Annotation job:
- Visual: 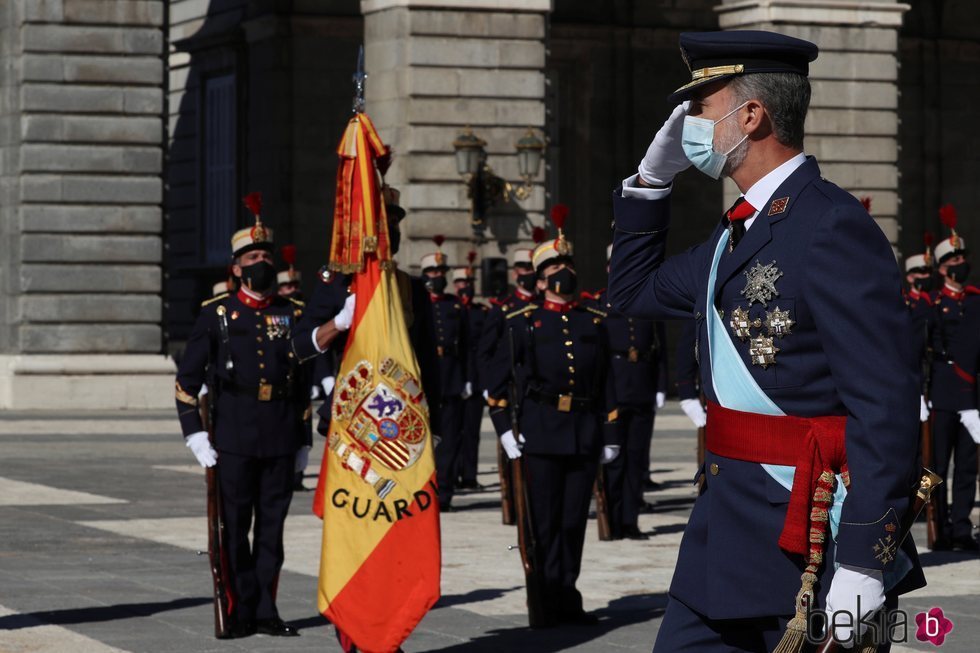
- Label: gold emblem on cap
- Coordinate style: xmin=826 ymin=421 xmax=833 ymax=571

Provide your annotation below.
xmin=691 ymin=63 xmax=744 ymax=81
xmin=250 ymin=224 xmax=268 ymax=243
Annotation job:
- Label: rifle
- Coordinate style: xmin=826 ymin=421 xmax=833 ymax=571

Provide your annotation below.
xmin=506 ymin=325 xmax=549 ymax=627
xmin=920 ymin=330 xmax=939 ymax=549
xmin=497 ymin=440 xmax=516 ymax=525
xmin=593 ymin=463 xmax=613 ymax=541
xmin=813 ymin=469 xmax=942 ymax=652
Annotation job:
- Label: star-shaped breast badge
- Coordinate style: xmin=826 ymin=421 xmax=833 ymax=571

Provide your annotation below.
xmin=741 ymin=260 xmax=783 ymax=307
xmin=764 ymin=306 xmax=794 ymax=338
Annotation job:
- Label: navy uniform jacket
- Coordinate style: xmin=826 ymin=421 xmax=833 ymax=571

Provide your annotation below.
xmin=946 ymin=294 xmax=980 ymax=404
xmin=609 ymin=157 xmax=923 ymax=618
xmin=461 ymin=297 xmax=490 ymax=391
xmin=675 ymin=320 xmax=700 ymax=401
xmin=477 ymin=289 xmax=537 ymax=396
xmin=583 ymin=288 xmax=668 ymax=407
xmin=430 ymin=292 xmax=468 ymax=398
xmin=292 ymin=266 xmax=443 ymax=430
xmin=176 ymin=291 xmax=311 ymax=457
xmin=904 ymin=289 xmax=933 ymax=391
xmin=927 ymin=285 xmax=980 ymax=411
xmin=487 ymin=301 xmax=620 ymax=456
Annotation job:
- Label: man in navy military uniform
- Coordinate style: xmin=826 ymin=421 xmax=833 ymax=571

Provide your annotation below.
xmin=420 ymin=245 xmax=469 ymax=511
xmin=903 ymin=237 xmax=936 ymax=427
xmin=488 ymin=229 xmax=621 ymax=627
xmin=452 ymin=262 xmax=489 ymax=490
xmin=926 ymin=221 xmax=980 ymax=551
xmin=583 ymin=244 xmax=667 ymax=539
xmin=609 ymin=31 xmax=924 ymax=650
xmin=175 ymin=196 xmax=310 ymax=638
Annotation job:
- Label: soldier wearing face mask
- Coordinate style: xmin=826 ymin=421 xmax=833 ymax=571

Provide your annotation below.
xmin=486 ymin=214 xmax=620 ymax=627
xmin=927 ymin=206 xmax=980 ymax=552
xmin=174 ymin=192 xmax=311 ymax=638
xmin=904 ymin=234 xmax=936 ymax=427
xmin=421 ymin=240 xmax=469 ymax=511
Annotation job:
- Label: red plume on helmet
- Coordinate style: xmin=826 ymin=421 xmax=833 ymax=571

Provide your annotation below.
xmin=433 ymin=235 xmax=445 ymax=248
xmin=550 ymin=203 xmax=569 ymax=231
xmin=532 ymin=226 xmax=546 ymax=244
xmin=860 ymin=196 xmax=872 ymax=213
xmin=281 ymin=244 xmax=297 ymax=268
xmin=243 ymin=192 xmax=262 ymax=217
xmin=467 ymin=250 xmax=477 ymax=264
xmin=939 ymin=204 xmax=957 ymax=230
xmin=923 ymin=231 xmax=934 ymax=248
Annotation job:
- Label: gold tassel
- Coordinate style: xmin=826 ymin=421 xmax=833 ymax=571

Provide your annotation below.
xmin=773 ymin=571 xmax=817 ymax=653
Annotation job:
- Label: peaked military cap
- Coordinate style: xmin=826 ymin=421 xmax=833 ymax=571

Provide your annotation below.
xmin=669 ymin=30 xmax=819 ymax=102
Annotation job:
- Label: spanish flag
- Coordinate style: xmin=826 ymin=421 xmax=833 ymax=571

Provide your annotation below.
xmin=313 ymin=113 xmax=440 ymax=652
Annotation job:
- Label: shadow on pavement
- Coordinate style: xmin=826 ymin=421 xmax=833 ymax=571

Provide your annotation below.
xmin=436 ymin=586 xmax=524 ymax=609
xmin=0 ymin=597 xmax=212 ymax=630
xmin=424 ymin=592 xmax=667 ymax=652
xmin=916 ymin=549 xmax=980 ymax=567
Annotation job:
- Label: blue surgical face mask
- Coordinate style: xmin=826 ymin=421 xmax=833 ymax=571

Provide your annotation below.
xmin=682 ymin=101 xmax=749 ymax=180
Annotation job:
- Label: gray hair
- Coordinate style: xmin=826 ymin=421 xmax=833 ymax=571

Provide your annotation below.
xmin=728 ymin=72 xmax=810 ymax=149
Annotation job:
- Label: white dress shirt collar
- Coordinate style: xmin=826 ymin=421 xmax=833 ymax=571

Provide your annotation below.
xmin=742 ymin=152 xmax=807 ymax=230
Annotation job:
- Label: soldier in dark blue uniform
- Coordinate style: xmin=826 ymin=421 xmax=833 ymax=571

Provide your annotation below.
xmin=175 ymin=197 xmax=309 ymax=638
xmin=582 ymin=244 xmax=667 ymax=539
xmin=926 ymin=219 xmax=980 ymax=552
xmin=421 ymin=245 xmax=469 ymax=511
xmin=609 ymin=31 xmax=924 ymax=650
xmin=488 ymin=230 xmax=620 ymax=627
xmin=452 ymin=262 xmax=489 ymax=490
xmin=903 ymin=236 xmax=935 ymax=427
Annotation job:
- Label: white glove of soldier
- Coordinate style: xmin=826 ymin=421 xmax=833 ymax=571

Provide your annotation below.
xmin=295 ymin=445 xmax=310 ymax=474
xmin=461 ymin=381 xmax=473 ymax=400
xmin=322 ymin=376 xmax=336 ymax=398
xmin=185 ymin=431 xmax=218 ymax=468
xmin=656 ymin=391 xmax=666 ymax=410
xmin=825 ymin=564 xmax=885 ymax=647
xmin=919 ymin=395 xmax=930 ymax=423
xmin=334 ymin=293 xmax=357 ymax=331
xmin=500 ymin=430 xmax=524 ymax=459
xmin=637 ymin=101 xmax=692 ymax=186
xmin=958 ymin=409 xmax=980 ymax=445
xmin=680 ymin=398 xmax=707 ymax=428
xmin=600 ymin=445 xmax=621 ymax=465
xmin=311 ymin=385 xmax=321 ymax=400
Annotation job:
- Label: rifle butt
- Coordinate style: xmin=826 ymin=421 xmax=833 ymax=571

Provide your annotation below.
xmin=593 ymin=465 xmax=612 ymax=542
xmin=497 ymin=440 xmax=516 ymax=525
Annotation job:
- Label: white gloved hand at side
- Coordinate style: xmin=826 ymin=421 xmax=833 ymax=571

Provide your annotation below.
xmin=655 ymin=391 xmax=666 ymax=410
xmin=919 ymin=395 xmax=930 ymax=423
xmin=637 ymin=101 xmax=692 ymax=186
xmin=295 ymin=445 xmax=310 ymax=474
xmin=322 ymin=376 xmax=336 ymax=398
xmin=334 ymin=293 xmax=357 ymax=331
xmin=600 ymin=445 xmax=621 ymax=465
xmin=958 ymin=408 xmax=980 ymax=445
xmin=500 ymin=430 xmax=524 ymax=459
xmin=461 ymin=381 xmax=473 ymax=400
xmin=680 ymin=398 xmax=707 ymax=428
xmin=185 ymin=431 xmax=218 ymax=468
xmin=824 ymin=564 xmax=885 ymax=647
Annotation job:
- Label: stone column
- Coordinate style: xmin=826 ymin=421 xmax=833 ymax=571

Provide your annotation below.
xmin=715 ymin=0 xmax=910 ymax=246
xmin=0 ymin=0 xmax=173 ymax=410
xmin=360 ymin=0 xmax=550 ymax=275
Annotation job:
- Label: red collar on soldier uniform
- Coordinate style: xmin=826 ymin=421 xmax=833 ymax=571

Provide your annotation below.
xmin=542 ymin=299 xmax=575 ymax=313
xmin=237 ymin=288 xmax=273 ymax=309
xmin=515 ymin=286 xmax=534 ymax=300
xmin=908 ymin=288 xmax=933 ymax=305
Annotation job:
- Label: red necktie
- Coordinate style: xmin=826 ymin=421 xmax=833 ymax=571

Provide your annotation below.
xmin=726 ymin=197 xmax=757 ymax=251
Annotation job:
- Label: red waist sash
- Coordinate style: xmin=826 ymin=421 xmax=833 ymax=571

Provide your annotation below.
xmin=705 ymin=401 xmax=848 ymax=557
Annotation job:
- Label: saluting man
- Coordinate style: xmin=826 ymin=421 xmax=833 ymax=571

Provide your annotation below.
xmin=926 ymin=209 xmax=980 ymax=552
xmin=487 ymin=215 xmax=620 ymax=627
xmin=582 ymin=243 xmax=667 ymax=539
xmin=453 ymin=257 xmax=490 ymax=490
xmin=175 ymin=193 xmax=310 ymax=638
xmin=609 ymin=31 xmax=924 ymax=650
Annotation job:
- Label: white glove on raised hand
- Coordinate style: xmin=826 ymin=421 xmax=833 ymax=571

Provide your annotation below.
xmin=185 ymin=431 xmax=218 ymax=468
xmin=295 ymin=445 xmax=310 ymax=474
xmin=655 ymin=392 xmax=666 ymax=410
xmin=637 ymin=101 xmax=692 ymax=186
xmin=334 ymin=293 xmax=357 ymax=331
xmin=680 ymin=398 xmax=707 ymax=428
xmin=600 ymin=445 xmax=620 ymax=465
xmin=920 ymin=395 xmax=930 ymax=423
xmin=958 ymin=409 xmax=980 ymax=444
xmin=322 ymin=376 xmax=336 ymax=398
xmin=500 ymin=430 xmax=524 ymax=459
xmin=461 ymin=381 xmax=473 ymax=400
xmin=825 ymin=564 xmax=885 ymax=647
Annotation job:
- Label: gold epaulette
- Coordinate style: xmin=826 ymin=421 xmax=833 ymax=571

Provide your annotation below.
xmin=584 ymin=305 xmax=607 ymax=319
xmin=286 ymin=296 xmax=306 ymax=308
xmin=506 ymin=303 xmax=537 ymax=320
xmin=200 ymin=293 xmax=228 ymax=308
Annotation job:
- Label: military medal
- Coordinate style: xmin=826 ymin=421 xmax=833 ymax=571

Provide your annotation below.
xmin=265 ymin=314 xmax=291 ymax=339
xmin=231 ymin=310 xmax=239 ymax=320
xmin=748 ymin=335 xmax=779 ymax=368
xmin=741 ymin=260 xmax=783 ymax=306
xmin=764 ymin=306 xmax=794 ymax=338
xmin=729 ymin=306 xmax=760 ymax=341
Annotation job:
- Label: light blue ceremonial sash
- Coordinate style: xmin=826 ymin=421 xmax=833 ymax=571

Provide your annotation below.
xmin=705 ymin=232 xmax=910 ymax=588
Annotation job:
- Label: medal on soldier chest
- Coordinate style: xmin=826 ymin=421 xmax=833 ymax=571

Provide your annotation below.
xmin=264 ymin=314 xmax=291 ymax=339
xmin=741 ymin=260 xmax=783 ymax=306
xmin=764 ymin=306 xmax=794 ymax=338
xmin=729 ymin=306 xmax=760 ymax=341
xmin=748 ymin=335 xmax=780 ymax=369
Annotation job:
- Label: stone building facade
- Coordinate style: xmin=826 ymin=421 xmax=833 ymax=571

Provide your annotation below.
xmin=0 ymin=0 xmax=976 ymax=409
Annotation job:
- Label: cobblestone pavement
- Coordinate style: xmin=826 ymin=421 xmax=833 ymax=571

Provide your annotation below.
xmin=0 ymin=405 xmax=976 ymax=652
